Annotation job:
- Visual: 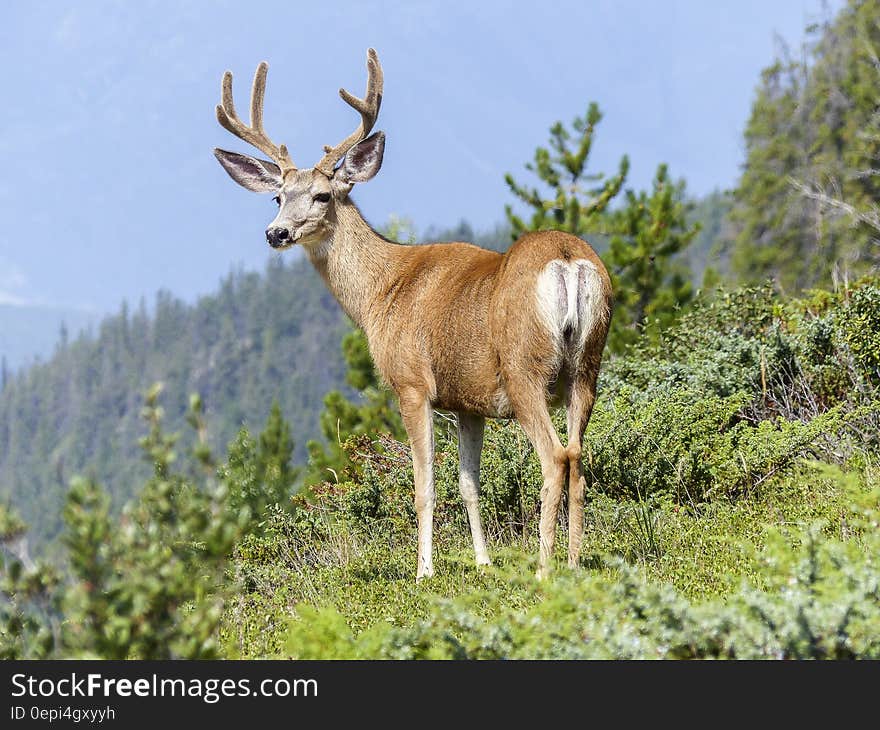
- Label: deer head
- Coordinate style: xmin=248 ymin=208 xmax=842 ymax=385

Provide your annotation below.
xmin=214 ymin=49 xmax=385 ymax=250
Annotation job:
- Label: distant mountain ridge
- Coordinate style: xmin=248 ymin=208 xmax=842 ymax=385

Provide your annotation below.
xmin=0 ymin=256 xmax=351 ymax=550
xmin=0 ymin=303 xmax=100 ymax=373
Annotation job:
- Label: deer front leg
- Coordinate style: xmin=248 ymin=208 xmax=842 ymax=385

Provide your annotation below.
xmin=398 ymin=389 xmax=435 ymax=580
xmin=457 ymin=412 xmax=491 ymax=566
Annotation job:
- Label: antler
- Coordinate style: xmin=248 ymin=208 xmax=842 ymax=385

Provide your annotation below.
xmin=216 ymin=62 xmax=296 ymax=174
xmin=314 ymin=48 xmax=384 ymax=177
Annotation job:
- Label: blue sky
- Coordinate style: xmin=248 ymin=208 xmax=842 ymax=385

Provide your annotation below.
xmin=0 ymin=0 xmax=840 ymax=315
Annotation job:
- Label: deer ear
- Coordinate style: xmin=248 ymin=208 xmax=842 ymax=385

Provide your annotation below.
xmin=339 ymin=131 xmax=385 ymax=184
xmin=214 ymin=149 xmax=282 ymax=192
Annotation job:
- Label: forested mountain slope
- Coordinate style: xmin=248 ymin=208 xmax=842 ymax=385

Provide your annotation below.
xmin=0 ymin=256 xmax=350 ymax=550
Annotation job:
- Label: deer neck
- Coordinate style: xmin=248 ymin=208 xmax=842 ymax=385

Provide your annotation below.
xmin=305 ymin=198 xmax=400 ymax=328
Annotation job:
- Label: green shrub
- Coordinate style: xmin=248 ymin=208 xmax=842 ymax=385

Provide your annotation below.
xmin=281 ymin=466 xmax=880 ymax=659
xmin=581 ymin=388 xmax=843 ymax=502
xmin=301 ymin=386 xmax=855 ymax=531
xmin=606 ymin=280 xmax=880 ymax=423
xmin=839 ymin=284 xmax=880 ymax=387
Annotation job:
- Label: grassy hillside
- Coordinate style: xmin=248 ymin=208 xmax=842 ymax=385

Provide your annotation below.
xmin=218 ymin=278 xmax=880 ymax=658
xmin=227 ymin=463 xmax=878 ymax=659
xmin=2 ymin=278 xmax=878 ymax=659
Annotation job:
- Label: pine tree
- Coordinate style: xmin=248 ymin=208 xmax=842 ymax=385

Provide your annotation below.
xmin=729 ymin=0 xmax=880 ymax=290
xmin=606 ymin=165 xmax=698 ymax=350
xmin=0 ymin=391 xmax=246 ymax=659
xmin=220 ymin=400 xmax=298 ymax=520
xmin=505 ymin=103 xmax=629 ymax=239
xmin=257 ymin=400 xmax=297 ymax=506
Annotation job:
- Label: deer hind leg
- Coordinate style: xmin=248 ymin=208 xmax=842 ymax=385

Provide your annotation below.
xmin=457 ymin=412 xmax=491 ymax=567
xmin=398 ymin=388 xmax=435 ymax=580
xmin=506 ymin=378 xmax=567 ymax=579
xmin=565 ymin=374 xmax=598 ymax=567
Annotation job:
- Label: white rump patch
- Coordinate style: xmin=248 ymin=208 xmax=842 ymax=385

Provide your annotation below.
xmin=534 ymin=259 xmax=604 ymax=362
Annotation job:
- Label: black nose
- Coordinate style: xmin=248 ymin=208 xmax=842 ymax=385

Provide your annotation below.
xmin=266 ymin=227 xmax=291 ymax=248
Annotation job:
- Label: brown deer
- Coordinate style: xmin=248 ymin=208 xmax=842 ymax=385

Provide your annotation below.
xmin=214 ymin=49 xmax=612 ymax=579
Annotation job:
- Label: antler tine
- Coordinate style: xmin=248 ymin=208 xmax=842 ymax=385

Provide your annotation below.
xmin=216 ymin=62 xmax=295 ymax=174
xmin=315 ymin=48 xmax=384 ymax=177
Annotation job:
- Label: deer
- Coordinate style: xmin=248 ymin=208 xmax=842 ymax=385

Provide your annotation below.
xmin=213 ymin=49 xmax=613 ymax=580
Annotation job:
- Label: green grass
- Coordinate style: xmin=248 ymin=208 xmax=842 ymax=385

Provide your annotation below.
xmin=221 ymin=460 xmax=876 ymax=658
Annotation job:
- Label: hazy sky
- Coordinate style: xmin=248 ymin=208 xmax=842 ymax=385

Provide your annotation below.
xmin=0 ymin=0 xmax=841 ymax=315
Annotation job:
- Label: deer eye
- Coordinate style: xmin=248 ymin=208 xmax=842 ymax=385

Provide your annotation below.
xmin=313 ymin=192 xmax=331 ymax=204
xmin=272 ymin=195 xmax=281 ymax=206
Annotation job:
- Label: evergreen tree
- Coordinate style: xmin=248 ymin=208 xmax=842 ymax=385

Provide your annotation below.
xmin=220 ymin=400 xmax=298 ymax=522
xmin=219 ymin=429 xmax=260 ymax=518
xmin=1 ymin=389 xmax=246 ymax=659
xmin=505 ymin=103 xmax=698 ymax=350
xmin=606 ymin=165 xmax=698 ymax=350
xmin=257 ymin=400 xmax=297 ymax=505
xmin=729 ymin=0 xmax=880 ymax=290
xmin=504 ymin=103 xmax=629 ymax=239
